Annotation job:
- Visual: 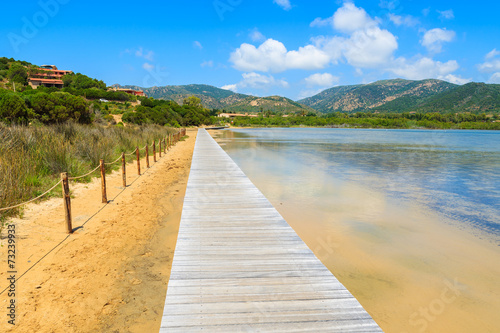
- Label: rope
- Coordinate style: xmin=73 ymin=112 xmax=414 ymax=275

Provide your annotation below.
xmin=104 ymin=155 xmax=122 ymax=166
xmin=0 ymin=179 xmax=63 ymax=212
xmin=0 ymin=132 xmax=173 ymax=213
xmin=125 ymin=150 xmax=137 ymax=156
xmin=68 ymin=165 xmax=101 ymax=180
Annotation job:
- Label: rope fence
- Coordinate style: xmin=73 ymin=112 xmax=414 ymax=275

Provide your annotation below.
xmin=0 ymin=180 xmax=63 ymax=212
xmin=0 ymin=128 xmax=187 ymax=234
xmin=68 ymin=165 xmax=101 ymax=180
xmin=104 ymin=155 xmax=123 ymax=166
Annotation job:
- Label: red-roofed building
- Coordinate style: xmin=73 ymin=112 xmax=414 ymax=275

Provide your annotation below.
xmin=28 ymin=65 xmax=72 ymax=89
xmin=108 ymin=87 xmax=146 ymax=97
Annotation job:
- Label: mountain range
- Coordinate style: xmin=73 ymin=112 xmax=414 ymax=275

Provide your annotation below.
xmin=114 ymin=79 xmax=500 ymax=114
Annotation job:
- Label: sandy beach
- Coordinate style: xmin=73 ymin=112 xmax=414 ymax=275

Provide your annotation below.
xmin=0 ymin=129 xmax=197 ymax=333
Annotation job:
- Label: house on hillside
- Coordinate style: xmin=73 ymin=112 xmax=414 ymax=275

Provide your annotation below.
xmin=28 ymin=65 xmax=72 ymax=89
xmin=108 ymin=87 xmax=146 ymax=97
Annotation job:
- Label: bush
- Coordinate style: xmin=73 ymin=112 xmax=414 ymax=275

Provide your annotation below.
xmin=0 ymin=123 xmax=175 ymax=221
xmin=0 ymin=92 xmax=31 ymax=123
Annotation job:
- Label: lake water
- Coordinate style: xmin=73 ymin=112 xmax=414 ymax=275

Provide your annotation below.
xmin=212 ymin=128 xmax=500 ymax=333
xmin=216 ymin=128 xmax=500 ymax=240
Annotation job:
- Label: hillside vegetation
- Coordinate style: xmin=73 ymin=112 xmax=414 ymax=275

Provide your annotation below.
xmin=224 ymin=95 xmax=315 ymax=114
xmin=300 ymin=79 xmax=500 ymax=114
xmin=118 ymin=79 xmax=500 ymax=116
xmin=115 ymin=84 xmax=250 ymax=109
xmin=0 ymin=57 xmax=213 ymax=126
xmin=299 ymin=79 xmax=457 ymax=112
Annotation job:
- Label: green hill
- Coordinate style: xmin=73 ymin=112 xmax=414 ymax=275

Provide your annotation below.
xmin=412 ymin=82 xmax=500 ymax=113
xmin=116 ymin=79 xmax=500 ymax=115
xmin=224 ymin=95 xmax=315 ymax=114
xmin=299 ymin=79 xmax=457 ymax=113
xmin=113 ymin=84 xmax=250 ymax=109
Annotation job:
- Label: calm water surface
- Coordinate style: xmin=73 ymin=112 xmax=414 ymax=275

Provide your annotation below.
xmin=216 ymin=128 xmax=500 ymax=241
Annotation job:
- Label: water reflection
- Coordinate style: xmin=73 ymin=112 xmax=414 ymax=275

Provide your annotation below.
xmin=216 ymin=128 xmax=500 ymax=240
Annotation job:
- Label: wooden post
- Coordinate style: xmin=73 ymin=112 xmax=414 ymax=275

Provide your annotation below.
xmin=145 ymin=145 xmax=150 ymax=168
xmin=159 ymin=140 xmax=162 ymax=157
xmin=163 ymin=138 xmax=166 ymax=154
xmin=61 ymin=172 xmax=73 ymax=234
xmin=121 ymin=152 xmax=126 ymax=188
xmin=153 ymin=140 xmax=156 ymax=162
xmin=136 ymin=147 xmax=140 ymax=175
xmin=100 ymin=159 xmax=107 ymax=203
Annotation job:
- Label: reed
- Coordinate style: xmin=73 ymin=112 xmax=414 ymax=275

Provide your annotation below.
xmin=0 ymin=123 xmax=173 ymax=220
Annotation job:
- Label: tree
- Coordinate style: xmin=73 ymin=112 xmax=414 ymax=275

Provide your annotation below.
xmin=7 ymin=63 xmax=28 ymax=86
xmin=183 ymin=96 xmax=203 ymax=109
xmin=0 ymin=93 xmax=30 ymax=123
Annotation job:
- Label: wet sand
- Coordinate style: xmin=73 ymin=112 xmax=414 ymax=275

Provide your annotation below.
xmin=212 ymin=129 xmax=500 ymax=333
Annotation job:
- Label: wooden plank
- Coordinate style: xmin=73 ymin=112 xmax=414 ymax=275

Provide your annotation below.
xmin=160 ymin=129 xmax=382 ymax=332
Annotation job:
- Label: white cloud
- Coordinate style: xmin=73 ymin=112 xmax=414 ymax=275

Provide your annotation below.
xmin=221 ymin=84 xmax=238 ymax=92
xmin=142 ymin=62 xmax=155 ymax=71
xmin=478 ymin=49 xmax=500 ymax=74
xmin=486 ymin=49 xmax=500 ymax=59
xmin=478 ymin=59 xmax=500 ymax=72
xmin=333 ymin=2 xmax=378 ymax=33
xmin=488 ymin=73 xmax=500 ymax=84
xmin=249 ymin=28 xmax=265 ymax=42
xmin=387 ymin=56 xmax=459 ymax=80
xmin=343 ymin=26 xmax=398 ymax=68
xmin=421 ymin=28 xmax=455 ymax=53
xmin=304 ymin=73 xmax=339 ymax=87
xmin=311 ymin=36 xmax=344 ymax=65
xmin=193 ymin=41 xmax=203 ymax=50
xmin=201 ymin=60 xmax=214 ymax=68
xmin=230 ymin=39 xmax=287 ymax=72
xmin=439 ymin=74 xmax=471 ymax=85
xmin=388 ymin=13 xmax=419 ymax=27
xmin=297 ymin=88 xmax=325 ymax=100
xmin=438 ymin=9 xmax=454 ymax=20
xmin=310 ymin=2 xmax=398 ymax=68
xmin=273 ymin=0 xmax=292 ymax=11
xmin=240 ymin=72 xmax=289 ymax=89
xmin=223 ymin=72 xmax=289 ymax=92
xmin=286 ymin=45 xmax=332 ymax=70
xmin=230 ymin=38 xmax=330 ymax=72
xmin=310 ymin=17 xmax=333 ymax=28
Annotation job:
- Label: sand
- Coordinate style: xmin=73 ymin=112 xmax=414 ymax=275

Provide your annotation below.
xmin=0 ymin=129 xmax=197 ymax=333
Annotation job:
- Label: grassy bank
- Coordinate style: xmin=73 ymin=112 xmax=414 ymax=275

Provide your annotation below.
xmin=0 ymin=123 xmax=174 ymax=221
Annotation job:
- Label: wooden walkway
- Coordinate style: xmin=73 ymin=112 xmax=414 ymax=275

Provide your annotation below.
xmin=160 ymin=129 xmax=382 ymax=332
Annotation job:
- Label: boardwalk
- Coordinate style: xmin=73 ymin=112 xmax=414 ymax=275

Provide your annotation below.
xmin=160 ymin=129 xmax=382 ymax=332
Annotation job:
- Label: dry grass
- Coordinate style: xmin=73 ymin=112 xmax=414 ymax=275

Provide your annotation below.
xmin=0 ymin=122 xmax=175 ymax=223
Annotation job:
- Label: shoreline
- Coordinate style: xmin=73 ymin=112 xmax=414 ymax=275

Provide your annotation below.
xmin=0 ymin=129 xmax=197 ymax=332
xmin=223 ymin=125 xmax=500 ymax=131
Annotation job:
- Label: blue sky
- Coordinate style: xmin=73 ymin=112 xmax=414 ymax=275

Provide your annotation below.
xmin=1 ymin=0 xmax=499 ymax=100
